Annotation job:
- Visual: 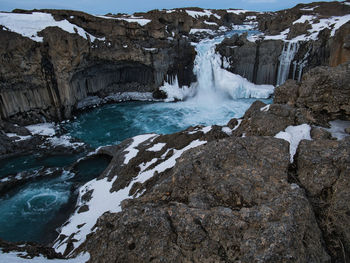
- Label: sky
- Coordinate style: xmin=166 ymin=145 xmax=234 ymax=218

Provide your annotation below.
xmin=0 ymin=0 xmax=343 ymax=15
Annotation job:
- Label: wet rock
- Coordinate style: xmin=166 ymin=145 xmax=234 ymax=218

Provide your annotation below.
xmin=79 ymin=137 xmax=330 ymax=262
xmin=296 ymin=138 xmax=350 ymax=261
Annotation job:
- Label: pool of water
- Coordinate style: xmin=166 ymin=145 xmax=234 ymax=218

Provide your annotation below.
xmin=65 ymin=99 xmax=271 ymax=148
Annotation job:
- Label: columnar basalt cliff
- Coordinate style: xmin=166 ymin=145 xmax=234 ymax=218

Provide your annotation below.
xmin=1 ymin=2 xmax=350 ymax=124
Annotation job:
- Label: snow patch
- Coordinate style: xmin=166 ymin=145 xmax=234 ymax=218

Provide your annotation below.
xmin=123 ymin=134 xmax=158 ymax=164
xmin=260 ymin=104 xmax=270 ymax=112
xmin=185 ymin=10 xmax=214 ymax=19
xmin=189 ymin=28 xmax=215 ymax=34
xmin=227 ymin=9 xmax=250 ymax=14
xmin=0 ymin=249 xmax=89 ymax=263
xmin=147 ymin=143 xmax=166 ymax=152
xmin=26 ymin=123 xmax=56 ymax=136
xmin=47 ymin=135 xmax=84 ymax=148
xmin=0 ymin=12 xmax=102 ymax=42
xmin=222 ymin=127 xmax=232 ymax=135
xmin=201 ymin=126 xmax=212 ymax=134
xmin=275 ymin=124 xmax=312 ymax=162
xmin=325 ymin=120 xmax=350 ymax=140
xmin=6 ymin=133 xmax=32 ymax=142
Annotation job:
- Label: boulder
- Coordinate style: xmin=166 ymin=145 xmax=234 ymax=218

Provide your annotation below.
xmin=297 ymin=138 xmax=350 ymax=261
xmin=79 ymin=137 xmax=330 ymax=262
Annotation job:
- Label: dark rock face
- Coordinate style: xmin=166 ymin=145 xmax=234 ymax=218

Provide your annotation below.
xmin=297 ymin=138 xmax=350 ymax=261
xmin=216 ymin=35 xmax=283 ymax=85
xmin=0 ymin=9 xmax=197 ymax=123
xmin=80 ymin=137 xmax=329 ymax=262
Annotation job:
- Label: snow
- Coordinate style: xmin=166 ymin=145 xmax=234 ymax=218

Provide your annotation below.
xmin=6 ymin=133 xmax=32 ymax=142
xmin=222 ymin=127 xmax=232 ymax=135
xmin=143 ymin=47 xmax=157 ymax=51
xmin=200 ymin=126 xmax=212 ymax=134
xmin=233 ymin=119 xmax=243 ymax=131
xmin=185 ymin=10 xmax=213 ymax=19
xmin=159 ymin=76 xmax=196 ymax=102
xmin=325 ymin=120 xmax=350 ymax=140
xmin=26 ymin=123 xmax=56 ymax=136
xmin=263 ymin=14 xmax=350 ymax=42
xmin=227 ymin=9 xmax=250 ymax=14
xmin=0 ymin=12 xmax=102 ymax=42
xmin=0 ymin=250 xmax=89 ymax=263
xmin=54 ymin=138 xmax=207 ymax=254
xmin=293 ymin=15 xmax=316 ymax=24
xmin=260 ymin=105 xmax=270 ymax=112
xmin=344 ymin=2 xmax=350 ymax=6
xmin=166 ymin=9 xmax=176 ymax=13
xmin=189 ymin=28 xmax=215 ymax=34
xmin=115 ymin=15 xmax=151 ymax=26
xmin=275 ymin=124 xmax=312 ymax=162
xmin=147 ymin=143 xmax=166 ymax=152
xmin=123 ymin=134 xmax=158 ymax=164
xmin=300 ymin=6 xmax=318 ymax=11
xmin=204 ymin=21 xmax=218 ymax=26
xmin=47 ymin=135 xmax=84 ymax=148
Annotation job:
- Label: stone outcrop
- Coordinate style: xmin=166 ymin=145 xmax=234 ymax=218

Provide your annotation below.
xmin=79 ymin=136 xmax=330 ymax=262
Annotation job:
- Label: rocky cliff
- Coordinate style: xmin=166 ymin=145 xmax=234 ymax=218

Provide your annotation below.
xmin=1 ymin=2 xmax=350 ymax=123
xmin=217 ymin=1 xmax=350 ymax=85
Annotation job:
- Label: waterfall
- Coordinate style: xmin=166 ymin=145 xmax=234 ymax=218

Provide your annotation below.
xmin=276 ymin=42 xmax=299 ymax=86
xmin=189 ymin=35 xmax=274 ymax=104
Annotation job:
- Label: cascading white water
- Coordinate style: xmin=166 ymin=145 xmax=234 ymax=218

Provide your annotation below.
xmin=189 ymin=33 xmax=274 ymax=105
xmin=276 ymin=42 xmax=299 ymax=86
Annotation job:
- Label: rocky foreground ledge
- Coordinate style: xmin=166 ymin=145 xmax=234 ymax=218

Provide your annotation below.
xmin=26 ymin=61 xmax=345 ymax=263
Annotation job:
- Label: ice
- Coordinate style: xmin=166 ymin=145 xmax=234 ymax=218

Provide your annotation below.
xmin=123 ymin=134 xmax=158 ymax=164
xmin=275 ymin=124 xmax=311 ymax=162
xmin=0 ymin=250 xmax=89 ymax=263
xmin=147 ymin=143 xmax=166 ymax=152
xmin=159 ymin=76 xmax=196 ymax=102
xmin=325 ymin=120 xmax=350 ymax=140
xmin=0 ymin=12 xmax=102 ymax=42
xmin=26 ymin=123 xmax=56 ymax=136
xmin=276 ymin=42 xmax=299 ymax=86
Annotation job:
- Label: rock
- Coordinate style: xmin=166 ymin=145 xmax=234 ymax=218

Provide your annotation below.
xmin=287 ymin=21 xmax=312 ymax=40
xmin=310 ymin=127 xmax=332 ymax=140
xmin=296 ymin=62 xmax=350 ymax=120
xmin=79 ymin=137 xmax=330 ymax=262
xmin=273 ymin=79 xmax=299 ymax=106
xmin=226 ymin=118 xmax=238 ymax=129
xmin=233 ymin=101 xmax=297 ymax=136
xmin=296 ymin=138 xmax=350 ymax=261
xmin=345 ymin=127 xmax=350 ymax=134
xmin=216 ymin=35 xmax=283 ymax=85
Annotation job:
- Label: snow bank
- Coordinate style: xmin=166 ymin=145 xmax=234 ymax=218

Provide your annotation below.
xmin=0 ymin=250 xmax=89 ymax=263
xmin=0 ymin=12 xmax=102 ymax=42
xmin=275 ymin=124 xmax=311 ymax=162
xmin=147 ymin=143 xmax=166 ymax=152
xmin=124 ymin=134 xmax=158 ymax=164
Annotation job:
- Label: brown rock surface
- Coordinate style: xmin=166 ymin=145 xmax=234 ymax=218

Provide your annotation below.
xmin=79 ymin=137 xmax=330 ymax=262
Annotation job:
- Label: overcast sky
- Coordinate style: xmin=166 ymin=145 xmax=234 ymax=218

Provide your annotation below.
xmin=0 ymin=0 xmax=342 ymax=15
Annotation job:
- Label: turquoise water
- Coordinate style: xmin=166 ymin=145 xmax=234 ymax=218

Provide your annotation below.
xmin=0 ymin=155 xmax=111 ymax=244
xmin=0 ymin=154 xmax=80 ymax=178
xmin=65 ymin=99 xmax=271 ymax=148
